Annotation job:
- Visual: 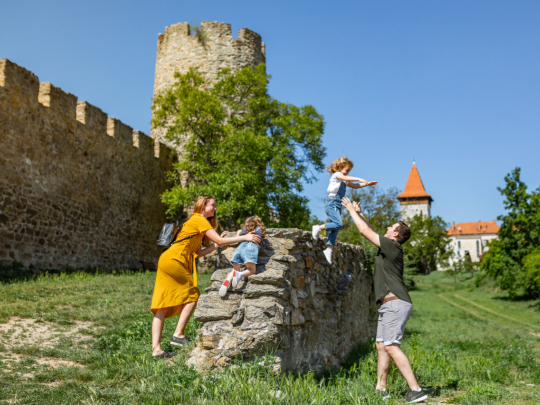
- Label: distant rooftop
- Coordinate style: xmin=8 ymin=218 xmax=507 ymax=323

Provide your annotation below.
xmin=447 ymin=220 xmax=499 ymax=236
xmin=397 ymin=162 xmax=432 ymax=201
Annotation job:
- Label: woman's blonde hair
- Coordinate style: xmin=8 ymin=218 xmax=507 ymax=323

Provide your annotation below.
xmin=326 ymin=156 xmax=354 ymax=173
xmin=242 ymin=215 xmax=266 ymax=238
xmin=192 ymin=195 xmax=218 ymax=247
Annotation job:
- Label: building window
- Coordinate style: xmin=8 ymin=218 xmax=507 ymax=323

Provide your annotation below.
xmin=476 ymin=240 xmax=480 ymax=257
xmin=457 ymin=251 xmax=460 ymax=256
xmin=483 ymin=240 xmax=487 ymax=247
xmin=458 ymin=241 xmax=461 ymax=249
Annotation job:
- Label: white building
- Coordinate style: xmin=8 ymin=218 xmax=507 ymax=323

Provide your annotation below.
xmin=447 ymin=220 xmax=499 ymax=264
xmin=397 ymin=162 xmax=432 ymax=221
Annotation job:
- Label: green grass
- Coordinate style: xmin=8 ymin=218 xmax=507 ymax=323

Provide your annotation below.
xmin=0 ymin=269 xmax=539 ymax=404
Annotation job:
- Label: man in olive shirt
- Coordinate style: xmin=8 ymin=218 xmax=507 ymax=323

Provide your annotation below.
xmin=342 ymin=197 xmax=427 ymax=403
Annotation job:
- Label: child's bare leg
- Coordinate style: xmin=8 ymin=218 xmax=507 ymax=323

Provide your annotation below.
xmin=319 ymin=224 xmax=326 ymax=230
xmin=242 ymin=262 xmax=256 ymax=277
xmin=225 ymin=263 xmax=241 ymax=283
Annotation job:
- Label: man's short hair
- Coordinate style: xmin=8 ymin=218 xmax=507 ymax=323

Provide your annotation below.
xmin=394 ymin=221 xmax=411 ymax=245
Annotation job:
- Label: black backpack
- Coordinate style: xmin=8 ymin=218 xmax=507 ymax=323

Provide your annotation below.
xmin=156 ymin=221 xmax=195 ymax=250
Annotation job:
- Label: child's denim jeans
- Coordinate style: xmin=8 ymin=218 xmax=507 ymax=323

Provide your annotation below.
xmin=324 ymin=181 xmax=346 ymax=246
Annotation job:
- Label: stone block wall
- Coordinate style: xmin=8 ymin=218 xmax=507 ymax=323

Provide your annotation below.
xmin=0 ymin=59 xmax=173 ymax=270
xmin=187 ymin=229 xmax=377 ymax=373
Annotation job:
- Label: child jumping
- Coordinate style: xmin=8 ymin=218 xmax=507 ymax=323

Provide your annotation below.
xmin=312 ymin=157 xmax=377 ymax=263
xmin=219 ymin=215 xmax=266 ymax=297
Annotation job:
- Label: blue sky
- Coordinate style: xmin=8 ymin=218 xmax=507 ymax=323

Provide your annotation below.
xmin=2 ymin=0 xmax=539 ymax=225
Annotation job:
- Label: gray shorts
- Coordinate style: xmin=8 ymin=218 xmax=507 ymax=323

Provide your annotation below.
xmin=376 ymin=298 xmax=413 ymax=346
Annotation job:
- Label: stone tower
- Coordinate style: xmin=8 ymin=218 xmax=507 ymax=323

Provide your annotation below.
xmin=151 ymin=21 xmax=266 ymax=151
xmin=397 ymin=162 xmax=433 ymax=221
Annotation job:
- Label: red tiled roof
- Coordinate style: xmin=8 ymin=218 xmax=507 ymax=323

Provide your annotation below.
xmin=397 ymin=163 xmax=432 ymax=200
xmin=447 ymin=220 xmax=499 ymax=236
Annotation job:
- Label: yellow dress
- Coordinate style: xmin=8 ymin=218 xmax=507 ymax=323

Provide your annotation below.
xmin=151 ymin=213 xmax=213 ymax=318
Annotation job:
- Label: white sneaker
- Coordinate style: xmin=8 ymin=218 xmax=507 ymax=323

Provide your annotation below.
xmin=219 ymin=280 xmax=231 ymax=297
xmin=232 ymin=271 xmax=243 ymax=288
xmin=324 ymin=249 xmax=333 ymax=264
xmin=312 ymin=225 xmax=321 ymax=240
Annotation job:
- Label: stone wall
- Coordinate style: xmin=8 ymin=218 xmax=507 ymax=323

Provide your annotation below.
xmin=0 ymin=59 xmax=173 ymax=270
xmin=187 ymin=229 xmax=377 ymax=373
xmin=151 ymin=21 xmax=266 ymax=152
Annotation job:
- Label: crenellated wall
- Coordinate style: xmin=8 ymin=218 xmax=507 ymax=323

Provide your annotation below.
xmin=0 ymin=59 xmax=173 ymax=270
xmin=151 ymin=21 xmax=266 ymax=152
xmin=187 ymin=229 xmax=377 ymax=373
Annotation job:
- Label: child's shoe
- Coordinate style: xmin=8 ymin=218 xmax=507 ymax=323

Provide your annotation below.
xmin=312 ymin=225 xmax=321 ymax=240
xmin=324 ymin=248 xmax=333 ymax=264
xmin=232 ymin=271 xmax=244 ymax=288
xmin=219 ymin=280 xmax=231 ymax=297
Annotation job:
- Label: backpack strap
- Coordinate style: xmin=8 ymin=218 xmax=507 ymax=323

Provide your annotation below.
xmin=170 ymin=233 xmax=196 ymax=246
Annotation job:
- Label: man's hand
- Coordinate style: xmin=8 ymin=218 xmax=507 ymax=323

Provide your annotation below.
xmin=342 ymin=196 xmax=354 ymax=212
xmin=352 ymin=201 xmax=362 ymax=214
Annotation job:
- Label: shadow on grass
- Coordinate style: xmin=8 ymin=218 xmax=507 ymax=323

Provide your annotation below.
xmin=0 ymin=260 xmax=149 ymax=283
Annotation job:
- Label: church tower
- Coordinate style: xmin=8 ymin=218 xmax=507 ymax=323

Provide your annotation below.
xmin=397 ymin=162 xmax=433 ymax=221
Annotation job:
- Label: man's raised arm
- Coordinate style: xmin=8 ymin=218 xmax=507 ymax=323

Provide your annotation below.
xmin=342 ymin=197 xmax=381 ymax=248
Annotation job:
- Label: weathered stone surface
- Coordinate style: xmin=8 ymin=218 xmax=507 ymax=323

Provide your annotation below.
xmin=188 ymin=230 xmax=377 ymax=374
xmin=0 ymin=59 xmax=173 ymax=270
xmin=194 ymin=293 xmax=242 ymax=322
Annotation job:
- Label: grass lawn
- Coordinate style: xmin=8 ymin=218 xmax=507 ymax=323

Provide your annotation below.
xmin=1 ymin=269 xmax=539 ymax=404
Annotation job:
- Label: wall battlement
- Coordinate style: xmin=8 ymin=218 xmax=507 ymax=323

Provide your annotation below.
xmin=1 ymin=59 xmax=172 ymax=164
xmin=0 ymin=59 xmax=173 ymax=269
xmin=151 ymin=21 xmax=265 ymax=151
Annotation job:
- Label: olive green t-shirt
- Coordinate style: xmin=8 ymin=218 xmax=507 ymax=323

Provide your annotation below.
xmin=373 ymin=236 xmax=412 ymax=304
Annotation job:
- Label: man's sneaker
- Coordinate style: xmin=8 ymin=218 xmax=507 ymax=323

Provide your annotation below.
xmin=375 ymin=389 xmax=391 ymax=400
xmin=219 ymin=280 xmax=231 ymax=297
xmin=405 ymin=388 xmax=427 ymax=403
xmin=232 ymin=271 xmax=243 ymax=288
xmin=170 ymin=336 xmax=190 ymax=347
xmin=312 ymin=225 xmax=321 ymax=240
xmin=323 ymin=249 xmax=333 ymax=264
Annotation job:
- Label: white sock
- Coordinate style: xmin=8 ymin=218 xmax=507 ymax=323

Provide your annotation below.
xmin=237 ymin=272 xmax=244 ymax=282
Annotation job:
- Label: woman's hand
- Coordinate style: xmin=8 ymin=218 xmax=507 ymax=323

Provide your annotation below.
xmin=353 ymin=201 xmax=362 ymax=214
xmin=244 ymin=232 xmax=262 ymax=245
xmin=366 ymin=181 xmax=378 ymax=187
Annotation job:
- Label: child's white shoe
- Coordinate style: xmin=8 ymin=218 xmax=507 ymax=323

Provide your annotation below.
xmin=219 ymin=280 xmax=231 ymax=297
xmin=324 ymin=249 xmax=333 ymax=264
xmin=232 ymin=271 xmax=244 ymax=288
xmin=312 ymin=225 xmax=321 ymax=240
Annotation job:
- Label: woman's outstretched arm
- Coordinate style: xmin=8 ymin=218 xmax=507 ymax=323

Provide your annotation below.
xmin=205 ymin=229 xmax=261 ymax=246
xmin=196 ymin=231 xmax=228 ymax=257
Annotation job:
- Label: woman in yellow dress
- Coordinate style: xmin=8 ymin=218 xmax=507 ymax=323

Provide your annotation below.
xmin=151 ymin=195 xmax=261 ymax=357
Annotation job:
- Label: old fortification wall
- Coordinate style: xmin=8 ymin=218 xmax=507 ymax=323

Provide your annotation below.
xmin=187 ymin=229 xmax=377 ymax=373
xmin=151 ymin=21 xmax=266 ymax=151
xmin=0 ymin=59 xmax=173 ymax=270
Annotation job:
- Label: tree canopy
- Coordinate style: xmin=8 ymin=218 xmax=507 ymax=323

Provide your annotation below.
xmin=481 ymin=168 xmax=540 ymax=298
xmin=152 ymin=64 xmax=326 ymax=229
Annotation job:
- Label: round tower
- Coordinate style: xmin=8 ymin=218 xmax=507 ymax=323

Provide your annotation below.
xmin=151 ymin=21 xmax=266 ymax=149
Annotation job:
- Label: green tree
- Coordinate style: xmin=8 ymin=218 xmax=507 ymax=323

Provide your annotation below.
xmin=481 ymin=168 xmax=540 ymax=298
xmin=152 ymin=64 xmax=326 ymax=229
xmin=523 ymin=246 xmax=540 ymax=298
xmin=404 ymin=214 xmax=451 ymax=275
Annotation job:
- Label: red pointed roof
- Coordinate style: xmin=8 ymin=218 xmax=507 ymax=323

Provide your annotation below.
xmin=397 ymin=162 xmax=432 ymax=201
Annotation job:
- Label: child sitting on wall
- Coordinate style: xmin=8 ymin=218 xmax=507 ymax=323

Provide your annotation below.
xmin=219 ymin=215 xmax=266 ymax=297
xmin=312 ymin=156 xmax=377 ymax=264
